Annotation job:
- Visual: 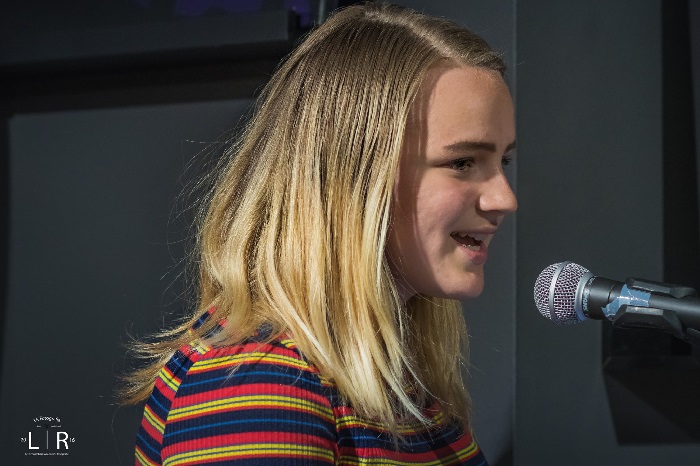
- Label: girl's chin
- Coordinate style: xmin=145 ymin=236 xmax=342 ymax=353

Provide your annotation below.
xmin=453 ymin=287 xmax=484 ymax=301
xmin=395 ymin=271 xmax=485 ymax=302
xmin=433 ymin=277 xmax=485 ymax=301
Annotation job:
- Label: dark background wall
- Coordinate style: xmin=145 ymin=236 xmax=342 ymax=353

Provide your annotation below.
xmin=1 ymin=1 xmax=699 ymax=465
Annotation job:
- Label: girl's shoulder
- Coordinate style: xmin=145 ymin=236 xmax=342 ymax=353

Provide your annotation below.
xmin=137 ymin=327 xmax=340 ymax=465
xmin=177 ymin=309 xmax=332 ymax=387
xmin=178 ymin=330 xmax=328 ymax=384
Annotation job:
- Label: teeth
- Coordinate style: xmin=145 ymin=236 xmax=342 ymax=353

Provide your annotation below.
xmin=465 ymin=244 xmax=481 ymax=251
xmin=456 ymin=232 xmax=488 ymax=242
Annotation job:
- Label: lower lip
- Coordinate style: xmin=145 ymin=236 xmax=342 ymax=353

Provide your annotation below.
xmin=455 ymin=240 xmax=489 ymax=265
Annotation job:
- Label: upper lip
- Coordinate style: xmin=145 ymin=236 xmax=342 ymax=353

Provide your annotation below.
xmin=452 ymin=228 xmax=498 ymax=237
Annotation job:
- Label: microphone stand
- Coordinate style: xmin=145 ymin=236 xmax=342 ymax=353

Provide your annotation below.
xmin=612 ymin=278 xmax=700 ymax=346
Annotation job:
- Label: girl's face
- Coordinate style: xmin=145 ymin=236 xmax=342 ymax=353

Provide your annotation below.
xmin=387 ymin=65 xmax=517 ymax=302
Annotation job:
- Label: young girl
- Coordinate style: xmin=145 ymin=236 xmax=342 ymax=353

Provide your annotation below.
xmin=125 ymin=3 xmax=516 ymax=465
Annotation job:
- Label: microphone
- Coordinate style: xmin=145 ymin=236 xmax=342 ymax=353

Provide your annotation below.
xmin=534 ymin=261 xmax=700 ymax=342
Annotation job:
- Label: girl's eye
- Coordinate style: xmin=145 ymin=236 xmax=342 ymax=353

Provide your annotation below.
xmin=502 ymin=155 xmax=513 ymax=167
xmin=449 ymin=158 xmax=474 ymax=171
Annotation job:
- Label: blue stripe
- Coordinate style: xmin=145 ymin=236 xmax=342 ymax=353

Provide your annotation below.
xmin=163 ymin=417 xmax=333 ymax=439
xmin=180 ymin=370 xmax=324 ymax=389
xmin=135 ymin=431 xmax=162 ymax=457
xmin=148 ymin=392 xmax=170 ymax=413
xmin=338 ymin=425 xmax=461 ymax=450
xmin=165 ymin=350 xmax=192 ymax=375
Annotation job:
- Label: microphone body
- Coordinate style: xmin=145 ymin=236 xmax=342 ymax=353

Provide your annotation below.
xmin=535 ymin=261 xmax=700 ymax=342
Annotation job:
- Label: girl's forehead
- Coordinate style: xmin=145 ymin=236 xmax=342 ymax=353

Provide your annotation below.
xmin=403 ymin=66 xmax=514 ymax=153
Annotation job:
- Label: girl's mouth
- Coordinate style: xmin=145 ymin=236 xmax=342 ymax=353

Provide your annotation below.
xmin=451 ymin=232 xmax=486 ymax=251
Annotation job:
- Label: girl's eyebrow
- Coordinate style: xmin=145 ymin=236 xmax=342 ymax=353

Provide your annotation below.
xmin=443 ymin=140 xmax=517 ymax=154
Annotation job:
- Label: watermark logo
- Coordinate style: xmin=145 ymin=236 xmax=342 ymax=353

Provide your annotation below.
xmin=20 ymin=416 xmax=76 ymax=457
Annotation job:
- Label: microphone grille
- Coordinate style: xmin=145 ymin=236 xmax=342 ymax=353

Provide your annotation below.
xmin=534 ymin=263 xmax=558 ymax=319
xmin=534 ymin=261 xmax=590 ymax=325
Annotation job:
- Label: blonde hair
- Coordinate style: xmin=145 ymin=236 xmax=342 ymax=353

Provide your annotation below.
xmin=122 ymin=2 xmax=505 ymax=433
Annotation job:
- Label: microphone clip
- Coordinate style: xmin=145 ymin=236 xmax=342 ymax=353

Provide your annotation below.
xmin=612 ymin=278 xmax=700 ymax=346
xmin=624 ymin=277 xmax=696 ymax=300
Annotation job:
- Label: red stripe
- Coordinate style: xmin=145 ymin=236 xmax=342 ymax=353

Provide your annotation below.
xmin=430 ymin=432 xmax=479 ymax=461
xmin=140 ymin=413 xmax=164 ymax=444
xmin=162 ymin=431 xmax=336 ymax=461
xmin=162 ymin=452 xmax=333 ymax=466
xmin=170 ymin=383 xmax=331 ymax=410
xmin=339 ymin=435 xmax=476 ymax=463
xmin=154 ymin=381 xmax=176 ymax=403
xmin=189 ymin=357 xmax=307 ymax=374
xmin=200 ymin=340 xmax=306 ymax=361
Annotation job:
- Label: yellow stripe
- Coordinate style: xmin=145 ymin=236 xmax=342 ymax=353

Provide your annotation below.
xmin=335 ymin=417 xmax=417 ymax=435
xmin=135 ymin=446 xmax=158 ymax=466
xmin=189 ymin=339 xmax=210 ymax=354
xmin=339 ymin=458 xmax=444 ymax=466
xmin=168 ymin=394 xmax=334 ymax=422
xmin=433 ymin=439 xmax=480 ymax=465
xmin=163 ymin=443 xmax=335 ymax=466
xmin=456 ymin=438 xmax=479 ymax=459
xmin=279 ymin=338 xmax=296 ymax=348
xmin=339 ymin=458 xmax=419 ymax=466
xmin=316 ymin=373 xmax=333 ymax=386
xmin=336 ymin=409 xmax=446 ymax=435
xmin=189 ymin=352 xmax=309 ymax=372
xmin=158 ymin=367 xmax=180 ymax=393
xmin=142 ymin=405 xmax=165 ymax=435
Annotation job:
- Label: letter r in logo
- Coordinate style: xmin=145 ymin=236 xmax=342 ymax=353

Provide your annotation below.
xmin=57 ymin=432 xmax=69 ymax=449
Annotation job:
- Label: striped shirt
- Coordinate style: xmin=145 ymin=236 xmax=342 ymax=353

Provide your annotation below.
xmin=135 ymin=323 xmax=488 ymax=465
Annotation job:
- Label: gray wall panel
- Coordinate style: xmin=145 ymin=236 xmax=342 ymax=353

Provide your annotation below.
xmin=693 ymin=1 xmax=700 ymax=227
xmin=1 ymin=100 xmax=251 ymax=464
xmin=516 ymin=0 xmax=700 ymax=464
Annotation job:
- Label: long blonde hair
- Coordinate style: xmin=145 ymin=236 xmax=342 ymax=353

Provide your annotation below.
xmin=122 ymin=2 xmax=505 ymax=433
